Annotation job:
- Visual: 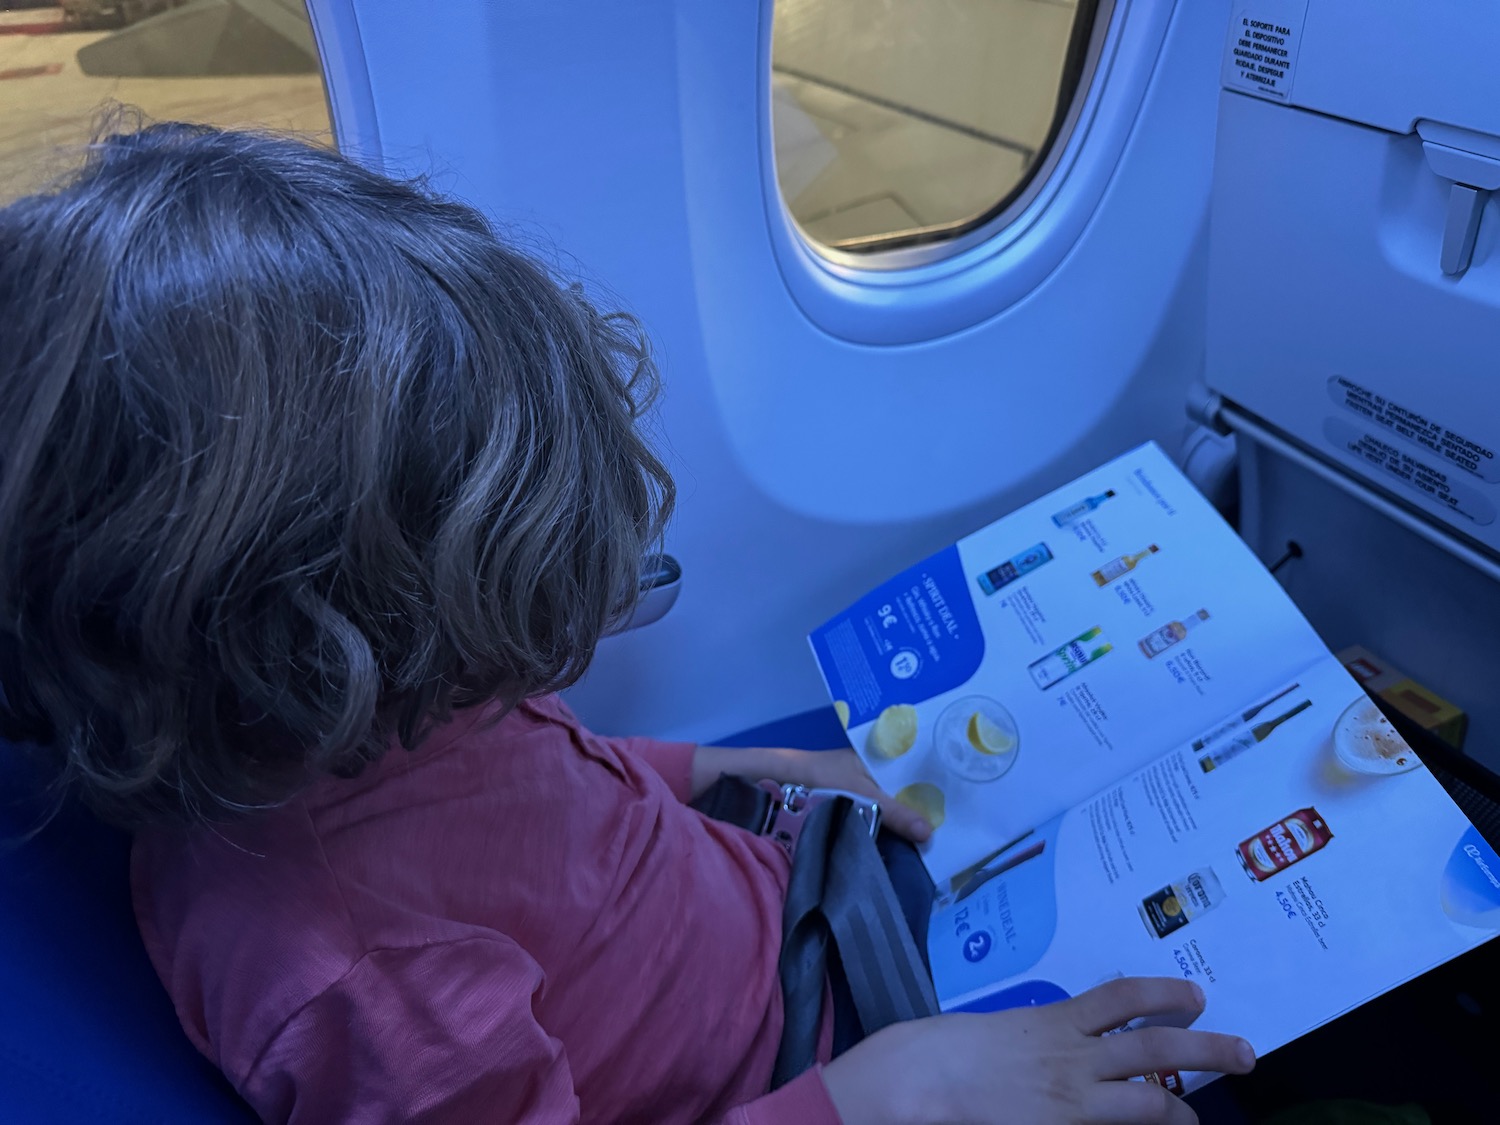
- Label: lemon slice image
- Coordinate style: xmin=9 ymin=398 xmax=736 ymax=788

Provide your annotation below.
xmin=833 ymin=700 xmax=851 ymax=730
xmin=967 ymin=710 xmax=1016 ymax=757
xmin=895 ymin=782 xmax=946 ymax=830
xmin=868 ymin=704 xmax=918 ymax=760
xmin=937 ymin=696 xmax=1019 ymax=783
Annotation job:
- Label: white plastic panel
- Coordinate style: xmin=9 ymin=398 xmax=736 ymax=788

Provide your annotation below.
xmin=1206 ymin=87 xmax=1500 ymax=555
xmin=1225 ymin=0 xmax=1500 ymax=137
xmin=306 ymin=0 xmax=382 ymax=166
xmin=336 ymin=0 xmax=1228 ymax=742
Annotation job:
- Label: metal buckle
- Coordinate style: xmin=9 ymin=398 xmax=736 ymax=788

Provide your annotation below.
xmin=757 ymin=780 xmax=882 ymax=859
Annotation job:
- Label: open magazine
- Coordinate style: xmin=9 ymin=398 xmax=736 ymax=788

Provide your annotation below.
xmin=808 ymin=443 xmax=1500 ymax=1093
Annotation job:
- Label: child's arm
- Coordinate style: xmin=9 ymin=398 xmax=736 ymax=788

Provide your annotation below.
xmin=610 ymin=737 xmax=933 ymax=842
xmin=603 ymin=731 xmax=699 ymax=802
xmin=543 ymin=695 xmax=930 ymax=840
xmin=601 ymin=734 xmax=933 ymax=843
xmin=236 ymin=930 xmax=848 ymax=1124
xmin=239 ymin=935 xmax=577 ymax=1121
xmin=690 ymin=745 xmax=934 ymax=842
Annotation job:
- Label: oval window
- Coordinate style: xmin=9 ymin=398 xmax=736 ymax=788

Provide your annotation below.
xmin=1 ymin=0 xmax=334 ymax=203
xmin=771 ymin=0 xmax=1101 ymax=255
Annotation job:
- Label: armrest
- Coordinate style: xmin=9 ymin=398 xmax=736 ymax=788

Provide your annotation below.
xmin=609 ymin=553 xmax=681 ymax=634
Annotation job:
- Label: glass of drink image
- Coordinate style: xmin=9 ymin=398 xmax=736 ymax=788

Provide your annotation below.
xmin=1332 ymin=696 xmax=1420 ymax=776
xmin=936 ymin=695 xmax=1020 ymax=782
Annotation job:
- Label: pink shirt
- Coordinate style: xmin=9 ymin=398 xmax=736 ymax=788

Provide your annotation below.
xmin=131 ymin=694 xmax=842 ymax=1123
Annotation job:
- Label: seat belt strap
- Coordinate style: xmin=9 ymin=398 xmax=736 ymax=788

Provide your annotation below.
xmin=769 ymin=797 xmax=938 ymax=1088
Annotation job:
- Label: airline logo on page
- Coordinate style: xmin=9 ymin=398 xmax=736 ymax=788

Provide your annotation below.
xmin=1463 ymin=844 xmax=1500 ymax=889
xmin=1441 ymin=827 xmax=1500 ymax=931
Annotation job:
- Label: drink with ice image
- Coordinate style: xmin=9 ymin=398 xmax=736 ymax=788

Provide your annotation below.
xmin=936 ymin=696 xmax=1019 ymax=783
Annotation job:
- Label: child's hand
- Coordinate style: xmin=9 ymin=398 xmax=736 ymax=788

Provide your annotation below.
xmin=691 ymin=746 xmax=934 ymax=842
xmin=820 ymin=977 xmax=1255 ymax=1125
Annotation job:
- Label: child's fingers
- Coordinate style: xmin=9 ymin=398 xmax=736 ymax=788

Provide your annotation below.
xmin=1092 ymin=1026 xmax=1255 ymax=1082
xmin=842 ymin=773 xmax=934 ymax=843
xmin=874 ymin=795 xmax=933 ymax=843
xmin=1066 ymin=978 xmax=1207 ymax=1036
xmin=809 ymin=750 xmax=934 ymax=842
xmin=1081 ymin=1080 xmax=1200 ymax=1125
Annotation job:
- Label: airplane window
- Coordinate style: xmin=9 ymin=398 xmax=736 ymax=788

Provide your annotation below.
xmin=0 ymin=0 xmax=333 ymax=204
xmin=772 ymin=0 xmax=1100 ymax=255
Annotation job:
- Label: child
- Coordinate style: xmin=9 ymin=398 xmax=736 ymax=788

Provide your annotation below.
xmin=0 ymin=123 xmax=1253 ymax=1123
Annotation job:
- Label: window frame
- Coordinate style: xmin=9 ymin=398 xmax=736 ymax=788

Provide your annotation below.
xmin=306 ymin=0 xmax=383 ymax=168
xmin=775 ymin=0 xmax=1105 ymax=260
xmin=761 ymin=0 xmax=1194 ymax=345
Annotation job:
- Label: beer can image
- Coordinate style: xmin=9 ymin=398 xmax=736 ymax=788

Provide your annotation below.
xmin=1138 ymin=868 xmax=1226 ymax=939
xmin=1237 ymin=808 xmax=1333 ymax=882
xmin=1139 ymin=1070 xmax=1184 ymax=1097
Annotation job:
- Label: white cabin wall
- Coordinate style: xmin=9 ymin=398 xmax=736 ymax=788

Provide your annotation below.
xmin=339 ymin=0 xmax=1230 ymax=741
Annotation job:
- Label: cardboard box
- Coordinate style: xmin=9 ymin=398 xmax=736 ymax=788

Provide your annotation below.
xmin=1337 ymin=645 xmax=1468 ymax=751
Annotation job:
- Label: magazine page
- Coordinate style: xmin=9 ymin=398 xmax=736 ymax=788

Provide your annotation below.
xmin=924 ymin=653 xmax=1500 ymax=1092
xmin=808 ymin=442 xmax=1330 ymax=884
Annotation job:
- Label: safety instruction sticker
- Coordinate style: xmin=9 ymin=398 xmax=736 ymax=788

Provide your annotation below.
xmin=1222 ymin=0 xmax=1308 ymax=102
xmin=1323 ymin=416 xmax=1497 ymax=526
xmin=1327 ymin=376 xmax=1500 ymax=483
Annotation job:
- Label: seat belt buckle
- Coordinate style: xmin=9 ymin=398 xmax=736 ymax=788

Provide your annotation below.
xmin=757 ymin=781 xmax=882 ymax=859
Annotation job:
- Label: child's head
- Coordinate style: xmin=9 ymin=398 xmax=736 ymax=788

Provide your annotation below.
xmin=0 ymin=121 xmax=673 ymax=828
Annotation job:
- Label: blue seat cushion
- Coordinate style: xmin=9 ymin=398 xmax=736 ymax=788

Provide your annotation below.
xmin=0 ymin=742 xmax=257 ymax=1122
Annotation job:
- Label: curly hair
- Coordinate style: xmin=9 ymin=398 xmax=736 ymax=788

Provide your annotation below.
xmin=0 ymin=121 xmax=674 ymax=829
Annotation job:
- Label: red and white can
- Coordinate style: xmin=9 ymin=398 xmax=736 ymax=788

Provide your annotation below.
xmin=1133 ymin=1069 xmax=1184 ymax=1096
xmin=1237 ymin=807 xmax=1333 ymax=881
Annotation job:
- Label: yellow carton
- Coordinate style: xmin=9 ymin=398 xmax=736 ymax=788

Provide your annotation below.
xmin=1336 ymin=645 xmax=1468 ymax=751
